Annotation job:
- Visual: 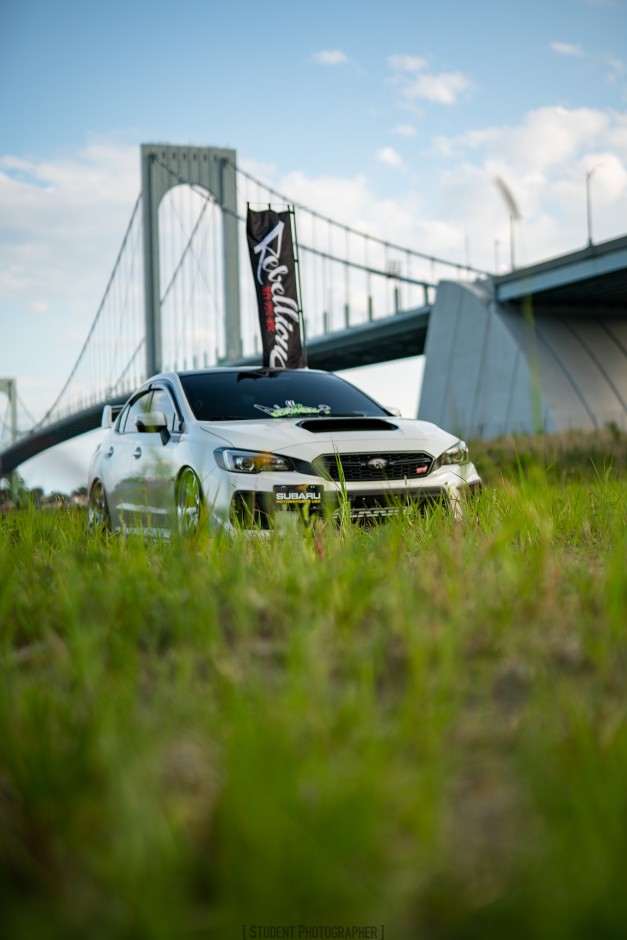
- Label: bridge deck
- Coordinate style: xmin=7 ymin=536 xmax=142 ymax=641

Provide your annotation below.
xmin=228 ymin=306 xmax=431 ymax=372
xmin=494 ymin=234 xmax=627 ymax=312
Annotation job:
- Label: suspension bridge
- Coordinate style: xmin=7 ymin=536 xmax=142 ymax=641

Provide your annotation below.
xmin=1 ymin=143 xmax=626 ymax=478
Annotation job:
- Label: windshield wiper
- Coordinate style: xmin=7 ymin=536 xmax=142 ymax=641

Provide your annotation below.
xmin=201 ymin=415 xmax=245 ymax=421
xmin=313 ymin=411 xmax=373 ymax=418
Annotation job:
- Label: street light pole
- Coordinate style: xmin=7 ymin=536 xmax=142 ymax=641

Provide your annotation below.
xmin=509 ymin=214 xmax=516 ymax=269
xmin=494 ymin=177 xmax=522 ymax=271
xmin=586 ymin=164 xmax=602 ymax=247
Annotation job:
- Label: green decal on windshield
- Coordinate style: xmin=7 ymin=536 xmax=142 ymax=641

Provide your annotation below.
xmin=254 ymin=400 xmax=332 ymax=418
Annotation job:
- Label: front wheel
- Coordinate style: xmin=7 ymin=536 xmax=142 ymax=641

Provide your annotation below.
xmin=176 ymin=468 xmax=204 ymax=536
xmin=88 ymin=480 xmax=111 ymax=532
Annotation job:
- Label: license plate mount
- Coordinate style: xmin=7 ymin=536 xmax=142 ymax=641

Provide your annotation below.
xmin=273 ymin=484 xmax=323 ymax=508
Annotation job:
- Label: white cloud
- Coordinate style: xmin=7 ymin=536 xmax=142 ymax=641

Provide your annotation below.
xmin=375 ymin=147 xmax=404 ymax=168
xmin=388 ymin=55 xmax=472 ymax=108
xmin=404 ymin=71 xmax=471 ymax=105
xmin=550 ymin=41 xmax=585 ymax=57
xmin=311 ymin=50 xmax=350 ymax=66
xmin=271 ymin=169 xmax=373 ymax=224
xmin=387 ymin=54 xmax=428 ymax=73
xmin=434 ymin=106 xmax=612 ymax=171
xmin=431 ymin=106 xmax=627 ymax=268
xmin=549 ymin=43 xmax=626 ymax=94
xmin=392 ymin=124 xmax=417 ymax=137
xmin=603 ymin=53 xmax=626 ymax=86
xmin=239 ymin=156 xmax=279 ymax=186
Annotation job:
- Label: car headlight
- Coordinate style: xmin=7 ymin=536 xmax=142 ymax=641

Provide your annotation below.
xmin=214 ymin=448 xmax=293 ymax=473
xmin=439 ymin=441 xmax=469 ymax=465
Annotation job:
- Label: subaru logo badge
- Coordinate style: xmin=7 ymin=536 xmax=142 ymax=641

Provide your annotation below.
xmin=368 ymin=458 xmax=388 ymax=470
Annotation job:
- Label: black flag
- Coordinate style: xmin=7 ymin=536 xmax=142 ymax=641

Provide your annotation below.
xmin=246 ymin=208 xmax=305 ymax=369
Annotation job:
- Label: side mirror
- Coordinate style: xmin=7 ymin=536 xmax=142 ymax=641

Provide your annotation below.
xmin=135 ymin=411 xmax=168 ymax=433
xmin=101 ymin=404 xmax=123 ymax=429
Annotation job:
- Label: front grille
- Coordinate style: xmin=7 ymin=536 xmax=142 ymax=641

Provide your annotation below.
xmin=230 ymin=491 xmax=274 ymax=529
xmin=230 ymin=487 xmax=445 ymax=530
xmin=335 ymin=490 xmax=447 ymax=524
xmin=315 ymin=452 xmax=433 ymax=482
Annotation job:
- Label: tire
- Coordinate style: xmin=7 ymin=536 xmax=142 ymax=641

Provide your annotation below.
xmin=88 ymin=480 xmax=111 ymax=532
xmin=176 ymin=468 xmax=204 ymax=536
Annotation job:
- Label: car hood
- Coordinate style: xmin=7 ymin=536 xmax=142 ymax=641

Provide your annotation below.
xmin=198 ymin=416 xmax=458 ymax=459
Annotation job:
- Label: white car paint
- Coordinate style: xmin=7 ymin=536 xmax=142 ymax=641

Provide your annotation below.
xmin=88 ymin=368 xmax=482 ymax=534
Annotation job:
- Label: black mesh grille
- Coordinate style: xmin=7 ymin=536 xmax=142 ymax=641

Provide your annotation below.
xmin=230 ymin=486 xmax=446 ymax=530
xmin=315 ymin=452 xmax=433 ymax=482
xmin=341 ymin=490 xmax=445 ymax=521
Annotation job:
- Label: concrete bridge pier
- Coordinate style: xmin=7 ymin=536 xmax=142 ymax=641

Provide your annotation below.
xmin=418 ymin=280 xmax=627 ymax=438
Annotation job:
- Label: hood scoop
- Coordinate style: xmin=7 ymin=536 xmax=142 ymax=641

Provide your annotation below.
xmin=297 ymin=417 xmax=398 ymax=433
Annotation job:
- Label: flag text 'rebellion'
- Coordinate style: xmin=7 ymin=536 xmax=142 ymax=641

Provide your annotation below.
xmin=246 ymin=209 xmax=305 ymax=369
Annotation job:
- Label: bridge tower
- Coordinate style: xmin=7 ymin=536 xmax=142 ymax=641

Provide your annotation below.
xmin=0 ymin=378 xmax=18 ymax=446
xmin=141 ymin=144 xmax=242 ymax=376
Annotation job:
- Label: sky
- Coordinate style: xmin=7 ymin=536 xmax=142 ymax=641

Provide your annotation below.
xmin=1 ymin=0 xmax=626 ymax=492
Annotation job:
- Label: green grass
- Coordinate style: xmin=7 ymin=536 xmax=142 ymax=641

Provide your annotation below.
xmin=1 ymin=431 xmax=626 ymax=939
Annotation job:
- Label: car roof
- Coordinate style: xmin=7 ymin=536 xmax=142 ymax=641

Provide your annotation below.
xmin=174 ymin=367 xmax=329 ymax=377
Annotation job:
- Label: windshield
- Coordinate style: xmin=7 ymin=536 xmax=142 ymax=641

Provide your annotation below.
xmin=178 ymin=370 xmax=390 ymax=422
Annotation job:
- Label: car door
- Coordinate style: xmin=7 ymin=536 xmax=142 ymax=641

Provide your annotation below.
xmin=131 ymin=386 xmax=181 ymax=532
xmin=106 ymin=389 xmax=155 ymax=530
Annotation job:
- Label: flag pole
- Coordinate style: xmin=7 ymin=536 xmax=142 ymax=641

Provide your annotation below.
xmin=289 ymin=205 xmax=308 ymax=367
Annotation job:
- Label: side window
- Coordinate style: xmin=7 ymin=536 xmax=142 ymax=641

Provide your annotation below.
xmin=151 ymin=388 xmax=179 ymax=431
xmin=115 ymin=404 xmax=130 ymax=432
xmin=119 ymin=391 xmax=153 ymax=434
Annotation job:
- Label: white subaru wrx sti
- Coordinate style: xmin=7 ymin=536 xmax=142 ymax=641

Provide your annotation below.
xmin=87 ymin=367 xmax=482 ymax=534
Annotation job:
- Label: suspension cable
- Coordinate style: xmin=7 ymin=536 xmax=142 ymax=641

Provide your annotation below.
xmin=227 ymin=158 xmax=490 ymax=276
xmin=110 ymin=338 xmax=146 ymax=394
xmin=17 ymin=392 xmax=37 ymax=426
xmin=35 ymin=194 xmax=142 ymax=428
xmin=160 ymin=194 xmax=214 ymax=306
xmin=107 ymin=206 xmax=142 ymax=389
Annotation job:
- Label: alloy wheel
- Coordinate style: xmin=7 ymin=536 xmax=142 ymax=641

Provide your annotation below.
xmin=88 ymin=481 xmax=110 ymax=532
xmin=176 ymin=468 xmax=203 ymax=536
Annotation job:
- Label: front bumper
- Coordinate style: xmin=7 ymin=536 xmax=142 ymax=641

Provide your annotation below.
xmin=219 ymin=463 xmax=482 ymax=531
